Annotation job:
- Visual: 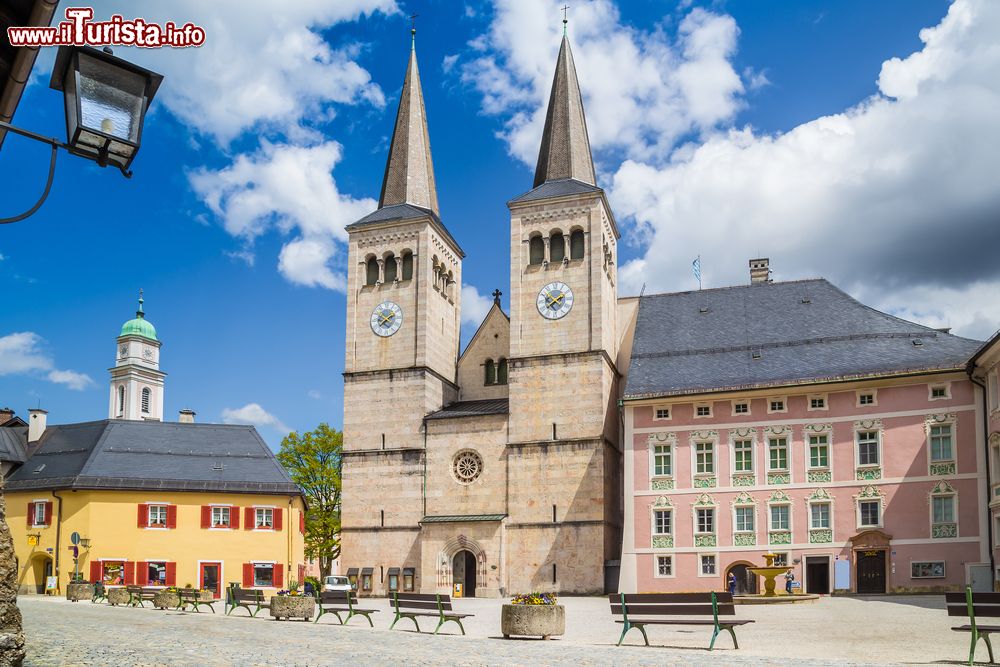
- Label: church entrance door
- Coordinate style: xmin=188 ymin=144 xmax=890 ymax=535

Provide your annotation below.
xmin=452 ymin=550 xmax=477 ymax=598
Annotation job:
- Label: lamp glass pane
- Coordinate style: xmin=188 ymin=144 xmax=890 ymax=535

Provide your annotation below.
xmin=77 ymin=52 xmax=145 ymax=143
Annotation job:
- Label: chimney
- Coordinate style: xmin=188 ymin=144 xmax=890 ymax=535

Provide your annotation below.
xmin=178 ymin=409 xmax=196 ymax=424
xmin=0 ymin=407 xmax=13 ymax=425
xmin=28 ymin=408 xmax=48 ymax=442
xmin=749 ymin=258 xmax=772 ymax=284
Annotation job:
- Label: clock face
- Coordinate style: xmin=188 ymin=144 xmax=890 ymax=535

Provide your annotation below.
xmin=537 ymin=282 xmax=574 ymax=320
xmin=370 ymin=301 xmax=403 ymax=337
xmin=142 ymin=347 xmax=154 ymax=361
xmin=119 ymin=344 xmax=128 ymax=359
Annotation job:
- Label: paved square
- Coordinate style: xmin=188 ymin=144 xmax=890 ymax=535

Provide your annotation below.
xmin=21 ymin=594 xmax=971 ymax=665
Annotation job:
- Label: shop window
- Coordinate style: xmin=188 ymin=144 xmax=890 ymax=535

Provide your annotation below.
xmin=146 ymin=561 xmax=167 ymax=586
xmin=254 ymin=563 xmax=274 ymax=587
xmin=911 ymin=561 xmax=945 ymax=578
xmin=103 ymin=561 xmax=125 ymax=585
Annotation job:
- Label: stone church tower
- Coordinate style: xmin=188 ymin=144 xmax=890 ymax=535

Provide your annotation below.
xmin=340 ymin=31 xmax=621 ymax=597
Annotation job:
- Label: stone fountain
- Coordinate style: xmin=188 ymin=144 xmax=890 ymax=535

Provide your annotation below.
xmin=747 ymin=553 xmax=790 ymax=598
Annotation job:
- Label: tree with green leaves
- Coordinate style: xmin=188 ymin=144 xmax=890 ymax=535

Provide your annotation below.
xmin=277 ymin=423 xmax=342 ymax=577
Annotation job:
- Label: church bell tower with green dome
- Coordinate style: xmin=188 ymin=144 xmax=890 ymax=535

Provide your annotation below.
xmin=108 ymin=290 xmax=165 ymax=421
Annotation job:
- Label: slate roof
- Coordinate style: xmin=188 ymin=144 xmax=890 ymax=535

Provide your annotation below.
xmin=509 ymin=178 xmax=602 ymax=204
xmin=6 ymin=419 xmax=301 ymax=495
xmin=623 ymin=279 xmax=983 ymax=399
xmin=425 ymin=399 xmax=509 ymax=421
xmin=347 ymin=203 xmax=465 ymax=258
xmin=0 ymin=426 xmax=28 ymax=464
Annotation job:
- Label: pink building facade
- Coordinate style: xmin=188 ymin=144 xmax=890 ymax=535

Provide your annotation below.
xmin=971 ymin=332 xmax=1000 ymax=585
xmin=618 ymin=271 xmax=992 ymax=594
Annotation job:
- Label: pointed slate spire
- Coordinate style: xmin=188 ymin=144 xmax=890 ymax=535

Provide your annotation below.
xmin=533 ymin=35 xmax=596 ymax=188
xmin=378 ymin=33 xmax=439 ymax=216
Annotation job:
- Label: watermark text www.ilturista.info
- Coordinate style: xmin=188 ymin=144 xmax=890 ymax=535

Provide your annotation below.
xmin=7 ymin=7 xmax=206 ymax=48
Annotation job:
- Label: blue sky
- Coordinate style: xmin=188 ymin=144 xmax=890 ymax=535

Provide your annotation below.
xmin=3 ymin=0 xmax=998 ymax=448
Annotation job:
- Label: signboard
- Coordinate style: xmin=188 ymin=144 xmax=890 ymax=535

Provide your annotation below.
xmin=45 ymin=576 xmax=58 ymax=593
xmin=70 ymin=532 xmax=81 ymax=545
xmin=26 ymin=535 xmax=37 ymax=547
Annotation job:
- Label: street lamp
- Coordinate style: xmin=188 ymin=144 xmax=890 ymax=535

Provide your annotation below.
xmin=0 ymin=45 xmax=163 ymax=224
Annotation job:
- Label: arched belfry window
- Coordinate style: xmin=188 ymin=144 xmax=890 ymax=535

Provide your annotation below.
xmin=365 ymin=257 xmax=379 ymax=286
xmin=401 ymin=252 xmax=413 ymax=281
xmin=570 ymin=229 xmax=585 ymax=259
xmin=484 ymin=359 xmax=496 ymax=386
xmin=529 ymin=235 xmax=545 ymax=265
xmin=117 ymin=386 xmax=125 ymax=415
xmin=384 ymin=253 xmax=397 ymax=283
xmin=497 ymin=358 xmax=508 ymax=385
xmin=550 ymin=232 xmax=565 ymax=263
xmin=141 ymin=387 xmax=151 ymax=414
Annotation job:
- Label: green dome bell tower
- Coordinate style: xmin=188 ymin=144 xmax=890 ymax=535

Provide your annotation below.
xmin=109 ymin=290 xmax=166 ymax=421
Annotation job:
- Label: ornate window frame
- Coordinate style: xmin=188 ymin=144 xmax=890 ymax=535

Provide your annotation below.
xmin=807 ymin=393 xmax=828 ymax=411
xmin=653 ymin=554 xmax=675 ymax=579
xmin=805 ymin=488 xmax=834 ymax=544
xmin=691 ymin=493 xmax=717 ymax=548
xmin=694 ymin=402 xmax=713 ymax=419
xmin=929 ymin=480 xmax=958 ymax=539
xmin=690 ymin=430 xmax=718 ymax=488
xmin=764 ymin=425 xmax=791 ymax=485
xmin=803 ymin=423 xmax=833 ymax=483
xmin=731 ymin=491 xmax=757 ymax=547
xmin=928 ymin=382 xmax=952 ymax=401
xmin=854 ymin=484 xmax=885 ymax=529
xmin=925 ymin=413 xmax=957 ymax=476
xmin=729 ymin=427 xmax=757 ymax=487
xmin=854 ymin=419 xmax=884 ymax=480
xmin=731 ymin=399 xmax=751 ymax=417
xmin=650 ymin=495 xmax=674 ymax=549
xmin=648 ymin=432 xmax=676 ymax=491
xmin=767 ymin=396 xmax=787 ymax=414
xmin=653 ymin=406 xmax=672 ymax=421
xmin=767 ymin=489 xmax=792 ymax=545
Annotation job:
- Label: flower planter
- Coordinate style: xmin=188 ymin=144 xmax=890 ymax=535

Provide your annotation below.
xmin=153 ymin=590 xmax=215 ymax=609
xmin=107 ymin=587 xmax=131 ymax=606
xmin=66 ymin=582 xmax=94 ymax=602
xmin=501 ymin=604 xmax=565 ymax=639
xmin=269 ymin=595 xmax=315 ymax=621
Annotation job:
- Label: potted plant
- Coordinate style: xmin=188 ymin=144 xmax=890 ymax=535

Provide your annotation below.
xmin=66 ymin=575 xmax=93 ymax=602
xmin=501 ymin=592 xmax=565 ymax=640
xmin=270 ymin=580 xmax=315 ymax=621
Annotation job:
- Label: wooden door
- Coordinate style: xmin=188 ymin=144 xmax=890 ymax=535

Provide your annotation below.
xmin=856 ymin=550 xmax=885 ymax=594
xmin=200 ymin=562 xmax=222 ymax=599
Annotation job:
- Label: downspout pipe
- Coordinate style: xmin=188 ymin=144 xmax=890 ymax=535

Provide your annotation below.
xmin=51 ymin=489 xmax=63 ymax=587
xmin=970 ymin=372 xmax=995 ymax=580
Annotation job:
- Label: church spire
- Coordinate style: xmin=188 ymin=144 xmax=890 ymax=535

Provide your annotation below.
xmin=378 ymin=29 xmax=439 ymax=216
xmin=533 ymin=33 xmax=596 ymax=188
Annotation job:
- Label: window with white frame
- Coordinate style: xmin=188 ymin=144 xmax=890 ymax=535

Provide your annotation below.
xmin=930 ymin=384 xmax=950 ymax=400
xmin=656 ymin=555 xmax=673 ymax=577
xmin=733 ymin=401 xmax=749 ymax=415
xmin=696 ymin=507 xmax=715 ymax=533
xmin=858 ymin=391 xmax=876 ymax=406
xmin=771 ymin=552 xmax=789 ymax=567
xmin=770 ymin=504 xmax=790 ymax=531
xmin=695 ymin=442 xmax=714 ymax=475
xmin=857 ymin=431 xmax=879 ymax=466
xmin=653 ymin=444 xmax=672 ymax=477
xmin=735 ymin=506 xmax=755 ymax=532
xmin=809 ymin=395 xmax=827 ymax=410
xmin=653 ymin=509 xmax=672 ymax=536
xmin=808 ymin=434 xmax=829 ymax=468
xmin=146 ymin=561 xmax=167 ymax=586
xmin=810 ymin=502 xmax=831 ymax=529
xmin=695 ymin=404 xmax=712 ymax=418
xmin=768 ymin=438 xmax=788 ymax=470
xmin=932 ymin=495 xmax=955 ymax=524
xmin=32 ymin=502 xmax=46 ymax=526
xmin=733 ymin=440 xmax=753 ymax=472
xmin=253 ymin=563 xmax=274 ymax=587
xmin=768 ymin=398 xmax=786 ymax=413
xmin=255 ymin=507 xmax=274 ymax=529
xmin=148 ymin=504 xmax=167 ymax=527
xmin=859 ymin=500 xmax=880 ymax=527
xmin=929 ymin=424 xmax=954 ymax=462
xmin=211 ymin=506 xmax=231 ymax=528
xmin=654 ymin=407 xmax=671 ymax=420
xmin=700 ymin=554 xmax=717 ymax=575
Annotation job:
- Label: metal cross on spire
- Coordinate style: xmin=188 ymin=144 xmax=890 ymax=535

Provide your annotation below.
xmin=562 ymin=5 xmax=569 ymax=35
xmin=492 ymin=288 xmax=503 ymax=305
xmin=410 ymin=13 xmax=419 ymax=47
xmin=137 ymin=287 xmax=144 ymax=314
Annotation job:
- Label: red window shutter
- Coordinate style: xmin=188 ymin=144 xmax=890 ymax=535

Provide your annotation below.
xmin=299 ymin=512 xmax=305 ymax=535
xmin=201 ymin=506 xmax=211 ymax=529
xmin=273 ymin=564 xmax=283 ymax=589
xmin=273 ymin=508 xmax=283 ymax=531
xmin=166 ymin=505 xmax=177 ymax=529
xmin=165 ymin=562 xmax=176 ymax=586
xmin=231 ymin=506 xmax=240 ymax=529
xmin=242 ymin=563 xmax=253 ymax=587
xmin=90 ymin=561 xmax=101 ymax=582
xmin=298 ymin=564 xmax=305 ymax=583
xmin=244 ymin=507 xmax=253 ymax=530
xmin=135 ymin=561 xmax=147 ymax=586
xmin=137 ymin=504 xmax=147 ymax=528
xmin=44 ymin=501 xmax=53 ymax=526
xmin=124 ymin=562 xmax=135 ymax=586
xmin=26 ymin=502 xmax=33 ymax=528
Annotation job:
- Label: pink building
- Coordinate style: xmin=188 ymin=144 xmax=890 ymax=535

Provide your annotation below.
xmin=619 ymin=265 xmax=993 ymax=594
xmin=971 ymin=331 xmax=1000 ymax=584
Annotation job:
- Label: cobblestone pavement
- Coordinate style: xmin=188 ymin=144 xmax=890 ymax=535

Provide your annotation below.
xmin=20 ymin=594 xmax=967 ymax=666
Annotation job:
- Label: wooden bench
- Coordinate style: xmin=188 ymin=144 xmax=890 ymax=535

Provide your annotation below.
xmin=125 ymin=585 xmax=158 ymax=607
xmin=946 ymin=586 xmax=1000 ymax=665
xmin=389 ymin=593 xmax=473 ymax=635
xmin=609 ymin=592 xmax=753 ymax=650
xmin=314 ymin=590 xmax=379 ymax=626
xmin=91 ymin=582 xmax=107 ymax=604
xmin=226 ymin=588 xmax=269 ymax=617
xmin=178 ymin=589 xmax=218 ymax=613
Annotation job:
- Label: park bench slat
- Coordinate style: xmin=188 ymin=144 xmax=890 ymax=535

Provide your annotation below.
xmin=949 ymin=604 xmax=1000 ymax=618
xmin=610 ymin=592 xmax=752 ymax=651
xmin=390 ymin=593 xmax=474 ymax=635
xmin=315 ymin=590 xmax=379 ymax=626
xmin=614 ymin=593 xmax=716 ymax=604
xmin=945 ymin=586 xmax=1000 ymax=665
xmin=394 ymin=593 xmax=438 ymax=602
xmin=610 ymin=604 xmax=718 ymax=616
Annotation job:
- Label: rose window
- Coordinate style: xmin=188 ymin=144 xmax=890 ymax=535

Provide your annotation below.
xmin=453 ymin=450 xmax=483 ymax=484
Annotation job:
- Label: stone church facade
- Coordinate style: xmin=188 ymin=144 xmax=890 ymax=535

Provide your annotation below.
xmin=340 ymin=33 xmax=623 ymax=597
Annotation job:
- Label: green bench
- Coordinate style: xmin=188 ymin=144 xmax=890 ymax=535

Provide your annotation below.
xmin=314 ymin=590 xmax=379 ymax=626
xmin=91 ymin=582 xmax=107 ymax=604
xmin=947 ymin=586 xmax=1000 ymax=665
xmin=125 ymin=585 xmax=158 ymax=607
xmin=226 ymin=588 xmax=270 ymax=617
xmin=389 ymin=592 xmax=473 ymax=635
xmin=609 ymin=592 xmax=753 ymax=650
xmin=178 ymin=589 xmax=218 ymax=613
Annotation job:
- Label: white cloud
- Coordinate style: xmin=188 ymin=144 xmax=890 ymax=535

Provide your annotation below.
xmin=461 ymin=285 xmax=495 ymax=326
xmin=307 ymin=389 xmax=322 ymax=400
xmin=0 ymin=332 xmax=94 ymax=390
xmin=457 ymin=1 xmax=744 ymax=167
xmin=221 ymin=403 xmax=291 ymax=434
xmin=608 ymin=0 xmax=1000 ymax=338
xmin=189 ymin=141 xmax=376 ymax=291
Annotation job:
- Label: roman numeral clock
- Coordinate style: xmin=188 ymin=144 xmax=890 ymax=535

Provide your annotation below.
xmin=370 ymin=301 xmax=403 ymax=337
xmin=536 ymin=282 xmax=574 ymax=320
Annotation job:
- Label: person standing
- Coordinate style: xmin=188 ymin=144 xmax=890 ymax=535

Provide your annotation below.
xmin=727 ymin=571 xmax=737 ymax=596
xmin=784 ymin=569 xmax=795 ymax=595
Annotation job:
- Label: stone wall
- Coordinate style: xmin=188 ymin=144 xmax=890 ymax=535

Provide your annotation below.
xmin=0 ymin=487 xmax=24 ymax=666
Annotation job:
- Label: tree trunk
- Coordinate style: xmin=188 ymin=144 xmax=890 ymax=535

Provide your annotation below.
xmin=321 ymin=557 xmax=332 ymax=578
xmin=0 ymin=481 xmax=25 ymax=666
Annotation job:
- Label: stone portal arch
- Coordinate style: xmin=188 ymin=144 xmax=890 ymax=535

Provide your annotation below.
xmin=436 ymin=535 xmax=487 ymax=591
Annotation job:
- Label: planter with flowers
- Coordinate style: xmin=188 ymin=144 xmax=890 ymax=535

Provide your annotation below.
xmin=154 ymin=586 xmax=214 ymax=609
xmin=269 ymin=580 xmax=315 ymax=621
xmin=501 ymin=593 xmax=564 ymax=640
